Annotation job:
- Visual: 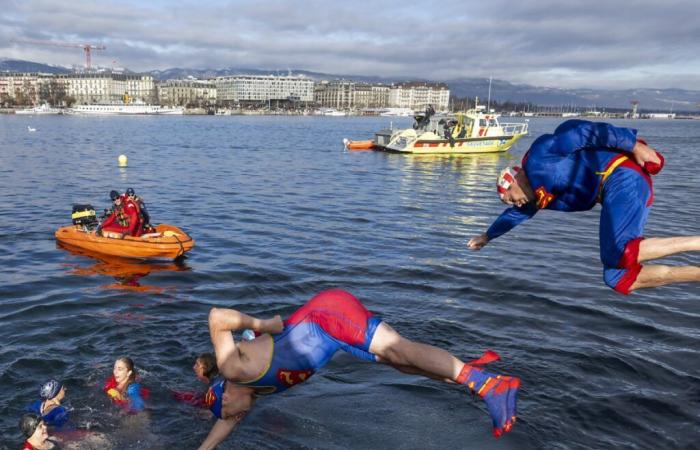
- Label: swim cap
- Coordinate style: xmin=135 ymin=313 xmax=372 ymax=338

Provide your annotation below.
xmin=497 ymin=166 xmax=521 ymax=199
xmin=204 ymin=379 xmax=225 ymax=419
xmin=19 ymin=413 xmax=42 ymax=438
xmin=40 ymin=379 xmax=62 ymax=400
xmin=126 ymin=188 xmax=135 ymax=196
xmin=110 ymin=190 xmax=120 ymax=201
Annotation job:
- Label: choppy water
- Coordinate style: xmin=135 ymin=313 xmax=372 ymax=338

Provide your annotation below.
xmin=0 ymin=114 xmax=698 ymax=449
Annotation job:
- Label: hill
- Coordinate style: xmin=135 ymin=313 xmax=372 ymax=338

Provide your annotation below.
xmin=2 ymin=58 xmax=698 ymax=111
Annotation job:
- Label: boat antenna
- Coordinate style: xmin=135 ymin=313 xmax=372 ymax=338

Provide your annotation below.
xmin=487 ymin=77 xmax=492 ymax=112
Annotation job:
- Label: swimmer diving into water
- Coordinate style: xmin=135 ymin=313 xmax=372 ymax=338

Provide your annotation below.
xmin=199 ymin=289 xmax=520 ymax=449
xmin=469 ymin=119 xmax=700 ymax=294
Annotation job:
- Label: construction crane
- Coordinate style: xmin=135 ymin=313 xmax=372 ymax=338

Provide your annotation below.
xmin=12 ymin=38 xmax=106 ymax=71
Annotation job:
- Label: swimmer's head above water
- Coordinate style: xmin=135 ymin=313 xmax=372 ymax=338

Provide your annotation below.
xmin=194 ymin=353 xmax=219 ymax=384
xmin=19 ymin=413 xmax=46 ymax=440
xmin=39 ymin=379 xmax=64 ymax=401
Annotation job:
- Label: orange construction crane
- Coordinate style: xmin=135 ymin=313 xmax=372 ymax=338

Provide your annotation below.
xmin=12 ymin=38 xmax=106 ymax=70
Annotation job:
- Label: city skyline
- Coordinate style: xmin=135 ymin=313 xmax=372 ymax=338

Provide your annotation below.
xmin=1 ymin=0 xmax=699 ymax=91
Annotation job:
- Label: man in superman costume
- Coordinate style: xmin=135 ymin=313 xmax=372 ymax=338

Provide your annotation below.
xmin=469 ymin=119 xmax=700 ymax=294
xmin=198 ymin=289 xmax=520 ymax=449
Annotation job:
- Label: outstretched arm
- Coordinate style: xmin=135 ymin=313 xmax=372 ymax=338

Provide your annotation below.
xmin=198 ymin=415 xmax=246 ymax=450
xmin=469 ymin=205 xmax=537 ymax=250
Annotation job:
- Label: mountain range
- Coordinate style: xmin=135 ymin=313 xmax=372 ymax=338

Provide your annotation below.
xmin=2 ymin=58 xmax=698 ymax=112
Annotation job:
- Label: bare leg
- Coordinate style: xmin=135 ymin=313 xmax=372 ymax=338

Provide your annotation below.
xmin=630 ymin=265 xmax=700 ymax=291
xmin=368 ymin=322 xmax=464 ymax=381
xmin=389 ymin=363 xmax=456 ymax=383
xmin=638 ymin=237 xmax=700 ymax=262
xmin=368 ymin=322 xmax=519 ymax=437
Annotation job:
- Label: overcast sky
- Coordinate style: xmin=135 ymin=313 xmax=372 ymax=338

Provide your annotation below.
xmin=2 ymin=0 xmax=699 ymax=90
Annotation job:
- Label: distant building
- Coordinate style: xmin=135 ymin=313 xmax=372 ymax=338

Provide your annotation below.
xmin=53 ymin=73 xmax=156 ymax=104
xmin=314 ymin=80 xmax=389 ymax=109
xmin=643 ymin=113 xmax=676 ymax=119
xmin=388 ymin=82 xmax=449 ymax=111
xmin=213 ymin=75 xmax=314 ymax=106
xmin=0 ymin=72 xmax=54 ymax=105
xmin=157 ymin=80 xmax=216 ymax=106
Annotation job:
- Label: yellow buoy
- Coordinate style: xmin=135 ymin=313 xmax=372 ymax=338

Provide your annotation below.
xmin=118 ymin=154 xmax=128 ymax=167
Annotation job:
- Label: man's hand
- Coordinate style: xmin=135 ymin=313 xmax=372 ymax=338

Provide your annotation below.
xmin=632 ymin=140 xmax=661 ymax=169
xmin=262 ymin=315 xmax=283 ymax=334
xmin=468 ymin=233 xmax=490 ymax=250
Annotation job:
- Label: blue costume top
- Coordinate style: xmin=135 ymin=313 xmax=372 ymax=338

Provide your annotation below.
xmin=486 ymin=120 xmax=638 ymax=240
xmin=27 ymin=401 xmax=69 ymax=428
xmin=237 ymin=317 xmax=379 ymax=395
xmin=205 ymin=289 xmax=381 ymax=418
xmin=125 ymin=383 xmax=146 ymax=412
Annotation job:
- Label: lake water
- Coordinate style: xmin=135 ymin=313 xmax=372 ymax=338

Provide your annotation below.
xmin=0 ymin=114 xmax=698 ymax=449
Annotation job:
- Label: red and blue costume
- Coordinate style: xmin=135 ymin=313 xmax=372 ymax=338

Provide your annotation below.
xmin=242 ymin=289 xmax=381 ymax=394
xmin=205 ymin=290 xmax=381 ymax=418
xmin=205 ymin=289 xmax=519 ymax=437
xmin=486 ymin=120 xmax=663 ymax=294
xmin=103 ymin=376 xmax=149 ymax=413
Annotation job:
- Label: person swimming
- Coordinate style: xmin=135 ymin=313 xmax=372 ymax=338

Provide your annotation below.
xmin=103 ymin=357 xmax=148 ymax=413
xmin=26 ymin=379 xmax=69 ymax=429
xmin=19 ymin=413 xmax=57 ymax=450
xmin=173 ymin=353 xmax=222 ymax=407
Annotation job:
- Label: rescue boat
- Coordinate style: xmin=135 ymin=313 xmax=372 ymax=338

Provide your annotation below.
xmin=383 ymin=99 xmax=528 ymax=154
xmin=343 ymin=138 xmax=375 ymax=151
xmin=55 ymin=224 xmax=194 ymax=260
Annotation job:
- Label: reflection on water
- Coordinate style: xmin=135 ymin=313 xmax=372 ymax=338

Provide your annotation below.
xmin=57 ymin=242 xmax=190 ymax=293
xmin=388 ymin=152 xmax=511 ymax=195
xmin=1 ymin=116 xmax=699 ymax=449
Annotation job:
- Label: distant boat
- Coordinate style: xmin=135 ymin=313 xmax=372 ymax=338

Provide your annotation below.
xmin=15 ymin=104 xmax=63 ymax=115
xmin=315 ymin=108 xmax=346 ymax=116
xmin=379 ymin=107 xmax=414 ymax=117
xmin=27 ymin=126 xmax=37 ymax=132
xmin=67 ymin=100 xmax=184 ymax=115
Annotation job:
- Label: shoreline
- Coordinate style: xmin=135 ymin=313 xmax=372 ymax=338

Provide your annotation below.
xmin=2 ymin=108 xmax=699 ymax=119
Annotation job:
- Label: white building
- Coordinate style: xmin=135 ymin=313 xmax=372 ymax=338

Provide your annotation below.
xmin=314 ymin=80 xmax=389 ymax=109
xmin=0 ymin=73 xmax=54 ymax=105
xmin=54 ymin=73 xmax=156 ymax=104
xmin=213 ymin=74 xmax=314 ymax=105
xmin=644 ymin=113 xmax=676 ymax=119
xmin=158 ymin=80 xmax=217 ymax=106
xmin=388 ymin=82 xmax=449 ymax=111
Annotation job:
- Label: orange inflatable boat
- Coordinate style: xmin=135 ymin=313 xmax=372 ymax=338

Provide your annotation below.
xmin=55 ymin=224 xmax=194 ymax=260
xmin=343 ymin=139 xmax=375 ymax=151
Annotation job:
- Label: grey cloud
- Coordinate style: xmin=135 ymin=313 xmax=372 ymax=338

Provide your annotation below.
xmin=1 ymin=0 xmax=698 ymax=89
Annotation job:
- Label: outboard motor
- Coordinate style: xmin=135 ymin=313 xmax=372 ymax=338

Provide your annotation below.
xmin=71 ymin=204 xmax=98 ymax=229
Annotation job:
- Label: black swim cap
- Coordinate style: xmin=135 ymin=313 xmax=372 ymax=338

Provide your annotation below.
xmin=126 ymin=188 xmax=135 ymax=196
xmin=19 ymin=413 xmax=41 ymax=438
xmin=110 ymin=190 xmax=120 ymax=201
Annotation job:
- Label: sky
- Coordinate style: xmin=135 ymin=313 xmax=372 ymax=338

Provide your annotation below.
xmin=1 ymin=0 xmax=699 ymax=90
